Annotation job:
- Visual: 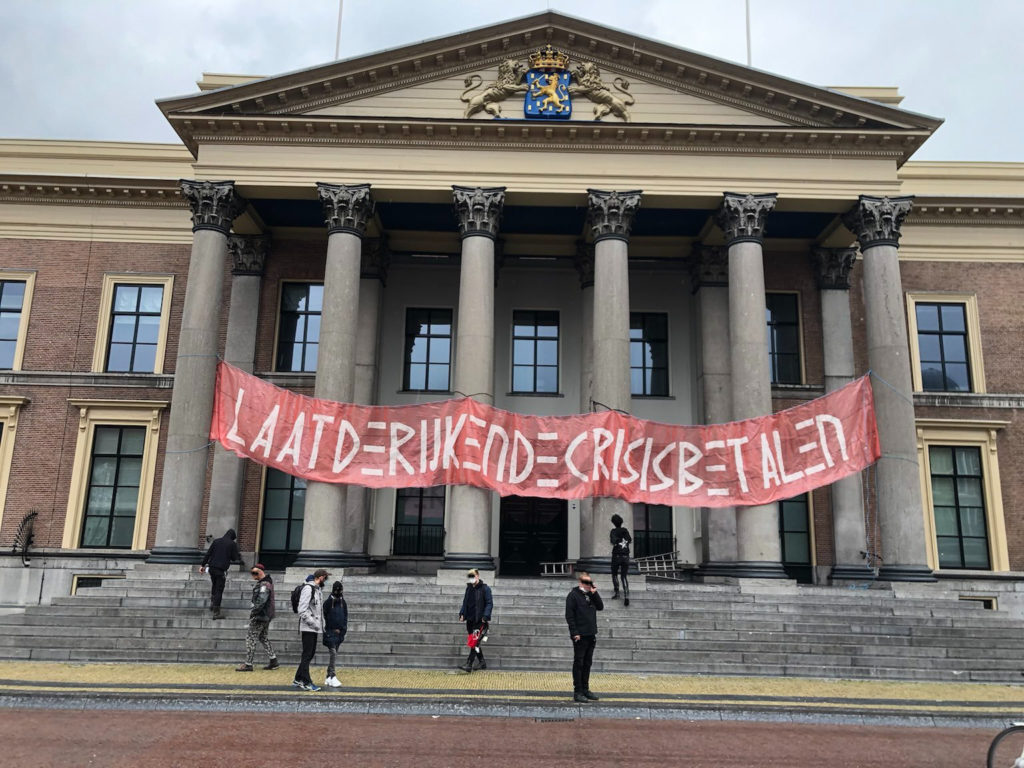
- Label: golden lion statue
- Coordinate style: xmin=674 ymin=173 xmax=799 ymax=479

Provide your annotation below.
xmin=530 ymin=73 xmax=570 ymax=113
xmin=460 ymin=59 xmax=528 ymax=118
xmin=569 ymin=62 xmax=635 ymax=122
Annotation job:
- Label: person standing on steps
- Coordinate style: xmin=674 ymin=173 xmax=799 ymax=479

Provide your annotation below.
xmin=457 ymin=568 xmax=492 ymax=673
xmin=293 ymin=569 xmax=329 ymax=692
xmin=565 ymin=570 xmax=603 ymax=703
xmin=200 ymin=528 xmax=244 ymax=620
xmin=609 ymin=514 xmax=632 ymax=606
xmin=236 ymin=563 xmax=278 ymax=672
xmin=322 ymin=580 xmax=348 ymax=688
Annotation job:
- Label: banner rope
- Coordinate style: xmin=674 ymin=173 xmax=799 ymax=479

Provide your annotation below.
xmin=866 ymin=369 xmax=915 ymax=406
xmin=590 ymin=398 xmax=629 ymax=415
xmin=165 ymin=441 xmax=216 ymax=454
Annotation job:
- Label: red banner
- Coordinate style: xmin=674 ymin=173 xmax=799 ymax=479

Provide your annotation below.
xmin=211 ymin=362 xmax=880 ymax=508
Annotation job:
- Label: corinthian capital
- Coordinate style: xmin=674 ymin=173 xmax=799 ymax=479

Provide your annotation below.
xmin=687 ymin=243 xmax=728 ymax=292
xmin=452 ymin=185 xmax=506 ymax=239
xmin=574 ymin=241 xmax=595 ymax=288
xmin=586 ymin=189 xmax=642 ymax=243
xmin=812 ymin=247 xmax=857 ymax=290
xmin=227 ymin=235 xmax=269 ymax=276
xmin=716 ymin=192 xmax=777 ymax=245
xmin=180 ymin=180 xmax=246 ymax=234
xmin=842 ymin=195 xmax=914 ymax=249
xmin=360 ymin=235 xmax=391 ymax=284
xmin=317 ymin=183 xmax=375 ymax=237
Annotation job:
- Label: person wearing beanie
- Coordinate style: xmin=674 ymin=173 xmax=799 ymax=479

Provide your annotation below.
xmin=293 ymin=568 xmax=329 ymax=691
xmin=236 ymin=563 xmax=278 ymax=672
xmin=609 ymin=514 xmax=632 ymax=606
xmin=322 ymin=580 xmax=348 ymax=688
xmin=199 ymin=528 xmax=244 ymax=620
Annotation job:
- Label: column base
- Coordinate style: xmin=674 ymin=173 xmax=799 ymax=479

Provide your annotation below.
xmin=440 ymin=552 xmax=495 ymax=571
xmin=291 ymin=550 xmax=375 ymax=569
xmin=830 ymin=564 xmax=877 ymax=582
xmin=698 ymin=560 xmax=789 ymax=580
xmin=876 ymin=564 xmax=936 ymax=583
xmin=146 ymin=547 xmax=204 ymax=565
xmin=695 ymin=560 xmax=738 ymax=579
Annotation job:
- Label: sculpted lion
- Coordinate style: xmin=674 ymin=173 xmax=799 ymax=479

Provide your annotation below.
xmin=460 ymin=59 xmax=527 ymax=118
xmin=569 ymin=62 xmax=635 ymax=122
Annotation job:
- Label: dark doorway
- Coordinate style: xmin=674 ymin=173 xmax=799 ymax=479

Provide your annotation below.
xmin=499 ymin=496 xmax=568 ymax=576
xmin=779 ymin=495 xmax=813 ymax=584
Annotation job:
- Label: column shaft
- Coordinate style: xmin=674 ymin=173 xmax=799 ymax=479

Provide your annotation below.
xmin=576 ymin=246 xmax=597 ymax=564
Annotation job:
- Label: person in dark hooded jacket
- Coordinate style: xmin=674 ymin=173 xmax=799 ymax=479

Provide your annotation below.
xmin=200 ymin=528 xmax=244 ymax=620
xmin=322 ymin=580 xmax=348 ymax=688
xmin=457 ymin=569 xmax=492 ymax=673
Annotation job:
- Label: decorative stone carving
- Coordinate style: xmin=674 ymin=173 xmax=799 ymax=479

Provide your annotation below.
xmin=570 ymin=62 xmax=635 ymax=122
xmin=716 ymin=192 xmax=778 ymax=245
xmin=452 ymin=186 xmax=506 ymax=239
xmin=227 ymin=235 xmax=269 ymax=276
xmin=842 ymin=195 xmax=914 ymax=249
xmin=360 ymin=235 xmax=391 ymax=284
xmin=574 ymin=241 xmax=595 ymax=288
xmin=317 ymin=183 xmax=375 ymax=237
xmin=687 ymin=244 xmax=728 ymax=291
xmin=459 ymin=60 xmax=528 ymax=118
xmin=180 ymin=180 xmax=246 ymax=234
xmin=586 ymin=189 xmax=642 ymax=243
xmin=812 ymin=247 xmax=857 ymax=290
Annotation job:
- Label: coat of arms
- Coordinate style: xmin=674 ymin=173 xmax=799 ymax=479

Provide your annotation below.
xmin=524 ymin=45 xmax=571 ymax=120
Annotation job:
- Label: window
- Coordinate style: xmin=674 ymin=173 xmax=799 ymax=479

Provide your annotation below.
xmin=630 ymin=313 xmax=669 ymax=396
xmin=276 ymin=282 xmax=322 ymax=372
xmin=92 ymin=275 xmax=173 ymax=374
xmin=259 ymin=468 xmax=305 ymax=568
xmin=403 ymin=308 xmax=452 ymax=392
xmin=0 ymin=272 xmax=36 ymax=371
xmin=0 ymin=397 xmax=27 ymax=533
xmin=765 ymin=293 xmax=802 ymax=385
xmin=917 ymin=420 xmax=1009 ymax=572
xmin=511 ymin=310 xmax=558 ymax=394
xmin=779 ymin=495 xmax=812 ymax=583
xmin=632 ymin=503 xmax=673 ymax=557
xmin=62 ymin=400 xmax=167 ymax=551
xmin=393 ymin=486 xmax=445 ymax=556
xmin=906 ymin=294 xmax=985 ymax=393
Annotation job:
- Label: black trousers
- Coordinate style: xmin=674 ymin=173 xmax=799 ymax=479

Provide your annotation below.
xmin=611 ymin=555 xmax=630 ymax=596
xmin=208 ymin=567 xmax=226 ymax=609
xmin=295 ymin=631 xmax=318 ymax=684
xmin=466 ymin=619 xmax=486 ymax=662
xmin=572 ymin=634 xmax=597 ymax=693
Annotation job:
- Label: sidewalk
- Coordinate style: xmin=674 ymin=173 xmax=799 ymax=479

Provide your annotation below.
xmin=0 ymin=661 xmax=1021 ymax=727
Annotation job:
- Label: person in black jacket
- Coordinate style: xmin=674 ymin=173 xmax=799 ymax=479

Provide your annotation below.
xmin=610 ymin=513 xmax=632 ymax=606
xmin=200 ymin=528 xmax=244 ymax=620
xmin=322 ymin=580 xmax=348 ymax=688
xmin=565 ymin=570 xmax=603 ymax=703
xmin=235 ymin=563 xmax=278 ymax=672
xmin=458 ymin=569 xmax=492 ymax=673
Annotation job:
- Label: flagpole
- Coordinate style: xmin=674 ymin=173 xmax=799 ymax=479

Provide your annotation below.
xmin=745 ymin=0 xmax=752 ymax=66
xmin=334 ymin=0 xmax=344 ymax=60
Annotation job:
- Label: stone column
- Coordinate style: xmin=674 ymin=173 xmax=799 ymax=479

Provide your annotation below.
xmin=842 ymin=196 xmax=933 ymax=581
xmin=688 ymin=244 xmax=739 ymax=576
xmin=441 ymin=186 xmax=505 ymax=573
xmin=294 ymin=183 xmax=375 ymax=569
xmin=574 ymin=242 xmax=598 ymax=566
xmin=340 ymin=237 xmax=390 ymax=567
xmin=716 ymin=192 xmax=787 ymax=579
xmin=812 ymin=247 xmax=874 ymax=581
xmin=205 ymin=234 xmax=268 ymax=541
xmin=149 ymin=180 xmax=246 ymax=563
xmin=579 ymin=189 xmax=642 ymax=574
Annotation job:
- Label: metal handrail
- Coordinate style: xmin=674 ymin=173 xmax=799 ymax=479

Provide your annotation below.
xmin=11 ymin=511 xmax=38 ymax=566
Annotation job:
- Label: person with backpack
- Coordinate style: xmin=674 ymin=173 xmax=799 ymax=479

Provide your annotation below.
xmin=235 ymin=563 xmax=278 ymax=672
xmin=609 ymin=513 xmax=632 ymax=606
xmin=292 ymin=568 xmax=329 ymax=691
xmin=199 ymin=528 xmax=244 ymax=620
xmin=457 ymin=568 xmax=492 ymax=673
xmin=322 ymin=580 xmax=348 ymax=688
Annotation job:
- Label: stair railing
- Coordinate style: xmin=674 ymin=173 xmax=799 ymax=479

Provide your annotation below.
xmin=11 ymin=510 xmax=38 ymax=566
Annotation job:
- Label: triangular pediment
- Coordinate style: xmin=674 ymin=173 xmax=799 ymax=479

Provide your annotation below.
xmin=159 ymin=11 xmax=940 ymax=160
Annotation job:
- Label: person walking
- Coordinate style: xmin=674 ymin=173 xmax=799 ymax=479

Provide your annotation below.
xmin=322 ymin=580 xmax=348 ymax=688
xmin=457 ymin=568 xmax=492 ymax=673
xmin=235 ymin=563 xmax=279 ymax=672
xmin=609 ymin=513 xmax=632 ymax=606
xmin=565 ymin=570 xmax=603 ymax=703
xmin=200 ymin=528 xmax=244 ymax=620
xmin=293 ymin=568 xmax=329 ymax=692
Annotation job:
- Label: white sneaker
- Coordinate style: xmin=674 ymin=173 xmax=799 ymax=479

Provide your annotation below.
xmin=325 ymin=676 xmax=341 ymax=688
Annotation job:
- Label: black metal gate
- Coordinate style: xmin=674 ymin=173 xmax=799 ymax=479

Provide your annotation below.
xmin=498 ymin=495 xmax=568 ymax=576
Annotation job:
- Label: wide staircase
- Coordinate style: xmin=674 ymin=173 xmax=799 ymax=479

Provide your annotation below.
xmin=0 ymin=569 xmax=1021 ymax=683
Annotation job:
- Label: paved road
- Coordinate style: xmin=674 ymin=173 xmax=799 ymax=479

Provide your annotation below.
xmin=0 ymin=709 xmax=994 ymax=767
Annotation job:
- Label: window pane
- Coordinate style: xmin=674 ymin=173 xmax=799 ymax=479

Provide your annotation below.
xmin=536 ymin=316 xmax=559 ymax=337
xmin=536 ymin=340 xmax=557 ymax=366
xmin=429 ymin=314 xmax=451 ymax=336
xmin=303 ymin=343 xmax=318 ymax=373
xmin=396 ymin=496 xmax=420 ymax=526
xmin=513 ymin=339 xmax=534 ymax=365
xmin=917 ymin=334 xmax=941 ymax=362
xmin=944 ymin=363 xmax=970 ymax=392
xmin=955 ymin=448 xmax=981 ymax=476
xmin=86 ymin=486 xmax=113 ymax=515
xmin=421 ymin=496 xmax=445 ymax=524
xmin=266 ymin=468 xmax=292 ymax=490
xmin=929 ymin=447 xmax=953 ymax=475
xmin=962 ymin=537 xmax=990 ymax=569
xmin=289 ymin=519 xmax=304 ymax=548
xmin=405 ymin=309 xmax=428 ymax=335
xmin=956 ymin=477 xmax=983 ymax=507
xmin=139 ymin=286 xmax=164 ymax=313
xmin=89 ymin=456 xmax=117 ymax=486
xmin=260 ymin=519 xmax=287 ymax=550
xmin=941 ymin=334 xmax=967 ymax=364
xmin=776 ymin=355 xmax=801 ymax=385
xmin=930 ymin=477 xmax=955 ymax=507
xmin=512 ymin=365 xmax=533 ymax=392
xmin=406 ymin=363 xmax=426 ymax=390
xmin=784 ymin=532 xmax=810 ymax=562
xmin=772 ymin=325 xmax=799 ymax=355
xmin=264 ymin=489 xmax=292 ymax=519
xmin=782 ymin=502 xmax=808 ymax=532
xmin=936 ymin=536 xmax=961 ymax=568
xmin=916 ymin=304 xmax=939 ymax=331
xmin=409 ymin=337 xmax=428 ymax=363
xmin=513 ymin=321 xmax=535 ymax=337
xmin=135 ymin=314 xmax=161 ymax=345
xmin=94 ymin=427 xmax=121 ymax=454
xmin=117 ymin=457 xmax=142 ymax=486
xmin=648 ymin=505 xmax=672 ymax=532
xmin=959 ymin=506 xmax=987 ymax=538
xmin=646 ymin=314 xmax=668 ymax=340
xmin=0 ymin=341 xmax=15 ymax=369
xmin=131 ymin=344 xmax=157 ymax=373
xmin=630 ymin=368 xmax=644 ymax=396
xmin=920 ymin=364 xmax=945 ymax=391
xmin=113 ymin=285 xmax=139 ymax=312
xmin=306 ymin=284 xmax=323 ymax=312
xmin=0 ymin=282 xmax=25 ymax=310
xmin=940 ymin=304 xmax=966 ymax=332
xmin=430 ymin=337 xmax=450 ymax=364
xmin=933 ymin=506 xmax=958 ymax=536
xmin=119 ymin=428 xmax=145 ymax=455
xmin=110 ymin=315 xmax=136 ymax=343
xmin=767 ymin=294 xmax=798 ymax=323
xmin=281 ymin=284 xmax=308 ymax=313
xmin=290 ymin=487 xmax=305 ymax=516
xmin=113 ymin=486 xmax=139 ymax=516
xmin=81 ymin=516 xmax=109 ymax=548
xmin=536 ymin=366 xmax=557 ymax=393
xmin=426 ymin=364 xmax=449 ymax=391
xmin=0 ymin=312 xmax=20 ymax=340
xmin=629 ymin=341 xmax=644 ymax=367
xmin=648 ymin=341 xmax=668 ymax=370
xmin=649 ymin=368 xmax=669 ymax=397
xmin=305 ymin=314 xmax=321 ymax=344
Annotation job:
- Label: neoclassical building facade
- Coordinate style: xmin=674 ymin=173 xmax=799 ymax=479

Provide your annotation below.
xmin=1 ymin=12 xmax=1022 ymax=601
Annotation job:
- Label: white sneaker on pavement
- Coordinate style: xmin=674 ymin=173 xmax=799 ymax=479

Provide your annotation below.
xmin=325 ymin=676 xmax=342 ymax=688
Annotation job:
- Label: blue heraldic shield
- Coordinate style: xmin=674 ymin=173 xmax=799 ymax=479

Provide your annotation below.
xmin=524 ymin=70 xmax=572 ymax=119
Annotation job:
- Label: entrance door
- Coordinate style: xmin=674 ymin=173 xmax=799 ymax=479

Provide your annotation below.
xmin=499 ymin=496 xmax=568 ymax=576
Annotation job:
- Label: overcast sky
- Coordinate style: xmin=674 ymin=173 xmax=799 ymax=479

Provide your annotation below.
xmin=0 ymin=0 xmax=1019 ymax=162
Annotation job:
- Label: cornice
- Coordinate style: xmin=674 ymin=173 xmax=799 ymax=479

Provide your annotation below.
xmin=0 ymin=176 xmax=186 ymax=208
xmin=907 ymin=199 xmax=1024 ymax=227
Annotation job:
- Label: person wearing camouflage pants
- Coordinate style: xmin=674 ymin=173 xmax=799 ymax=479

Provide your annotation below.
xmin=236 ymin=564 xmax=279 ymax=671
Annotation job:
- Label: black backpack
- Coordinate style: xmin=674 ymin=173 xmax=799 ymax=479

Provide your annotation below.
xmin=290 ymin=582 xmax=312 ymax=613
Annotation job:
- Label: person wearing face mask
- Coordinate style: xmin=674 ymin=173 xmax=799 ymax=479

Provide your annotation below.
xmin=457 ymin=568 xmax=492 ymax=673
xmin=235 ymin=563 xmax=278 ymax=672
xmin=322 ymin=580 xmax=348 ymax=689
xmin=565 ymin=571 xmax=603 ymax=703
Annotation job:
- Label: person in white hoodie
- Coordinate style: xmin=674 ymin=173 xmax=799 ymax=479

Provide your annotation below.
xmin=292 ymin=568 xmax=329 ymax=691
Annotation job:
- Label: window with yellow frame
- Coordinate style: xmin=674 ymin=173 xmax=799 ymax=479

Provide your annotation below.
xmin=906 ymin=292 xmax=985 ymax=394
xmin=92 ymin=274 xmax=174 ymax=374
xmin=61 ymin=400 xmax=167 ymax=551
xmin=916 ymin=419 xmax=1009 ymax=572
xmin=0 ymin=270 xmax=36 ymax=371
